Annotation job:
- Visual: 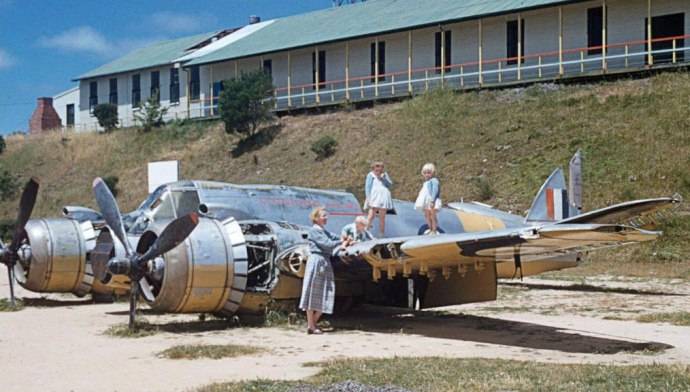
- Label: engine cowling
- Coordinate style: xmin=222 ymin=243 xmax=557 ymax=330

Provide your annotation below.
xmin=136 ymin=216 xmax=248 ymax=316
xmin=15 ymin=218 xmax=96 ymax=296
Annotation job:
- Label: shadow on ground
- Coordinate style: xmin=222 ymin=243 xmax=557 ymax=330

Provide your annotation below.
xmin=20 ymin=297 xmax=95 ymax=307
xmin=501 ymin=281 xmax=687 ymax=296
xmin=331 ymin=306 xmax=673 ymax=355
xmin=230 ymin=124 xmax=282 ymax=158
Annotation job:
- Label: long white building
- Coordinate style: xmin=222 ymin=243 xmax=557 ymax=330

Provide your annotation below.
xmin=71 ymin=0 xmax=689 ymax=131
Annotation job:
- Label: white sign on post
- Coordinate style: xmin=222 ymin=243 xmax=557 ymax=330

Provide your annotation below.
xmin=148 ymin=160 xmax=180 ymax=193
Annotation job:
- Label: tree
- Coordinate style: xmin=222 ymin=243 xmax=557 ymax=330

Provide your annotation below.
xmin=218 ymin=71 xmax=273 ymax=137
xmin=310 ymin=136 xmax=338 ymax=160
xmin=93 ymin=104 xmax=119 ymax=132
xmin=134 ymin=95 xmax=168 ymax=132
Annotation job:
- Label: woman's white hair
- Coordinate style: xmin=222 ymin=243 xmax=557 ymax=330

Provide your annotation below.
xmin=421 ymin=163 xmax=436 ymax=175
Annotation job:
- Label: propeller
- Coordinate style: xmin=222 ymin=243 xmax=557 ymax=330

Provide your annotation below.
xmin=92 ymin=177 xmax=199 ymax=329
xmin=0 ymin=178 xmax=39 ymax=308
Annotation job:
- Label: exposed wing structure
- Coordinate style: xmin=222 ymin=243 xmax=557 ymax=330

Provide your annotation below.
xmin=343 ymin=224 xmax=659 ymax=281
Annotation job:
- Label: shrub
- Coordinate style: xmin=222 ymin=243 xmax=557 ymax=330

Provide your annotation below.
xmin=0 ymin=135 xmax=5 ymax=155
xmin=0 ymin=169 xmax=18 ymax=201
xmin=93 ymin=104 xmax=119 ymax=132
xmin=134 ymin=95 xmax=168 ymax=132
xmin=102 ymin=175 xmax=119 ymax=198
xmin=310 ymin=136 xmax=338 ymax=160
xmin=219 ymin=71 xmax=273 ymax=137
xmin=472 ymin=176 xmax=495 ymax=201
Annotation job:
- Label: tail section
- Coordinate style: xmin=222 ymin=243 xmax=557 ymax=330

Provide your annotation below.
xmin=525 ymin=168 xmax=579 ymax=222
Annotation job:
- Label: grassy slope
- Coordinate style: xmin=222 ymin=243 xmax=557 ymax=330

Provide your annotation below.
xmin=1 ymin=72 xmax=688 ymax=274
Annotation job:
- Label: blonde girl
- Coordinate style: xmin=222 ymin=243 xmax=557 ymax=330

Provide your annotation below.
xmin=364 ymin=161 xmax=393 ymax=237
xmin=414 ymin=163 xmax=441 ymax=234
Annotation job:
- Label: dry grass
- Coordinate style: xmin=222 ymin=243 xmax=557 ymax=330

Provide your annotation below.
xmin=0 ymin=298 xmax=24 ymax=312
xmin=636 ymin=312 xmax=690 ymax=326
xmin=158 ymin=344 xmax=263 ymax=360
xmin=103 ymin=322 xmax=160 ymax=338
xmin=195 ymin=357 xmax=690 ymax=392
xmin=1 ymin=73 xmax=689 ymax=272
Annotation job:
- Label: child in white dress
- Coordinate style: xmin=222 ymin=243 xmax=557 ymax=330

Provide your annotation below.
xmin=415 ymin=163 xmax=441 ymax=235
xmin=364 ymin=161 xmax=393 ymax=237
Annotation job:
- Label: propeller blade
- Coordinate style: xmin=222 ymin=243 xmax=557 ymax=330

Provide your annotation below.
xmin=6 ymin=265 xmax=16 ymax=308
xmin=128 ymin=280 xmax=139 ymax=330
xmin=92 ymin=177 xmax=132 ymax=256
xmin=9 ymin=178 xmax=39 ymax=252
xmin=139 ymin=213 xmax=199 ymax=262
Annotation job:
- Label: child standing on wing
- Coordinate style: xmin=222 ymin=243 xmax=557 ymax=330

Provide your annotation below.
xmin=364 ymin=161 xmax=393 ymax=238
xmin=415 ymin=163 xmax=442 ymax=235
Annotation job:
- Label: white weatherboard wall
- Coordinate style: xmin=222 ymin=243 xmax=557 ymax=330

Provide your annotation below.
xmin=52 ymin=87 xmax=79 ymax=129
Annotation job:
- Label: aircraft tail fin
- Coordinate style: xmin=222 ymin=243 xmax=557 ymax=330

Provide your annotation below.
xmin=526 ymin=151 xmax=583 ymax=222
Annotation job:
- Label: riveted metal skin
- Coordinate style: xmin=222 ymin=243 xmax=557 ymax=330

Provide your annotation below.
xmin=15 ymin=218 xmax=96 ymax=295
xmin=140 ymin=216 xmax=248 ymax=315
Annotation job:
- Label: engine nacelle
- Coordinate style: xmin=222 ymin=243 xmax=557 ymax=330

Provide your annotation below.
xmin=15 ymin=218 xmax=96 ymax=296
xmin=137 ymin=217 xmax=249 ymax=316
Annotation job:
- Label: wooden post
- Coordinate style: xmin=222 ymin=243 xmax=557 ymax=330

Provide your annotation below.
xmin=331 ymin=84 xmax=334 ymax=102
xmin=209 ymin=65 xmax=214 ymax=116
xmin=672 ymin=39 xmax=677 ymax=64
xmin=301 ymin=87 xmax=305 ymax=105
xmin=345 ymin=42 xmax=350 ymax=101
xmin=517 ymin=13 xmax=522 ymax=81
xmin=287 ymin=52 xmax=292 ymax=107
xmin=538 ymin=56 xmax=542 ymax=78
xmin=392 ymin=74 xmax=396 ymax=95
xmin=315 ymin=46 xmax=320 ymax=104
xmin=360 ymin=79 xmax=364 ymax=99
xmin=558 ymin=6 xmax=564 ymax=76
xmin=408 ymin=30 xmax=413 ymax=94
xmin=478 ymin=19 xmax=484 ymax=85
xmin=580 ymin=50 xmax=584 ymax=73
xmin=498 ymin=61 xmax=502 ymax=83
xmin=375 ymin=38 xmax=380 ymax=97
xmin=602 ymin=0 xmax=607 ymax=71
xmin=647 ymin=0 xmax=653 ymax=66
xmin=425 ymin=69 xmax=429 ymax=91
xmin=460 ymin=65 xmax=464 ymax=87
xmin=440 ymin=27 xmax=445 ymax=87
xmin=625 ymin=45 xmax=629 ymax=68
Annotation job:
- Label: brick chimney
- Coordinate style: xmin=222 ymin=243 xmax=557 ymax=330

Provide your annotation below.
xmin=29 ymin=97 xmax=62 ymax=134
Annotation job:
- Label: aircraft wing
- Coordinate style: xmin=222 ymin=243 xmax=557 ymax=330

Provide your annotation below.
xmin=342 ymin=224 xmax=659 ymax=280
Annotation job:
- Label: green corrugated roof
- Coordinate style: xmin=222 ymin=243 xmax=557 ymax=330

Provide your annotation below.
xmin=75 ymin=32 xmax=214 ymax=80
xmin=187 ymin=0 xmax=581 ymax=66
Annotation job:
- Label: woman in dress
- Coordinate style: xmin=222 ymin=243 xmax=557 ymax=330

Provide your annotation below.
xmin=364 ymin=161 xmax=393 ymax=238
xmin=300 ymin=207 xmax=349 ymax=334
xmin=415 ymin=163 xmax=442 ymax=235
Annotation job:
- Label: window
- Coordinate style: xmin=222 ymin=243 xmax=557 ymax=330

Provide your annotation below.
xmin=109 ymin=78 xmax=118 ymax=105
xmin=370 ymin=41 xmax=386 ymax=82
xmin=587 ymin=7 xmax=605 ymax=55
xmin=150 ymin=71 xmax=160 ymax=102
xmin=435 ymin=31 xmax=452 ymax=73
xmin=132 ymin=74 xmax=141 ymax=108
xmin=169 ymin=68 xmax=180 ymax=103
xmin=506 ymin=19 xmax=525 ymax=65
xmin=89 ymin=81 xmax=98 ymax=113
xmin=645 ymin=13 xmax=685 ymax=63
xmin=311 ymin=50 xmax=326 ymax=89
xmin=190 ymin=66 xmax=200 ymax=100
xmin=263 ymin=59 xmax=273 ymax=78
xmin=66 ymin=104 xmax=75 ymax=127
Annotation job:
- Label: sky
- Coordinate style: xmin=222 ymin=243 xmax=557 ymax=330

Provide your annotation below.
xmin=0 ymin=0 xmax=335 ymax=134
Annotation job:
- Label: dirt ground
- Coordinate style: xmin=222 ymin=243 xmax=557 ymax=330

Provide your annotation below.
xmin=1 ymin=272 xmax=689 ymax=392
